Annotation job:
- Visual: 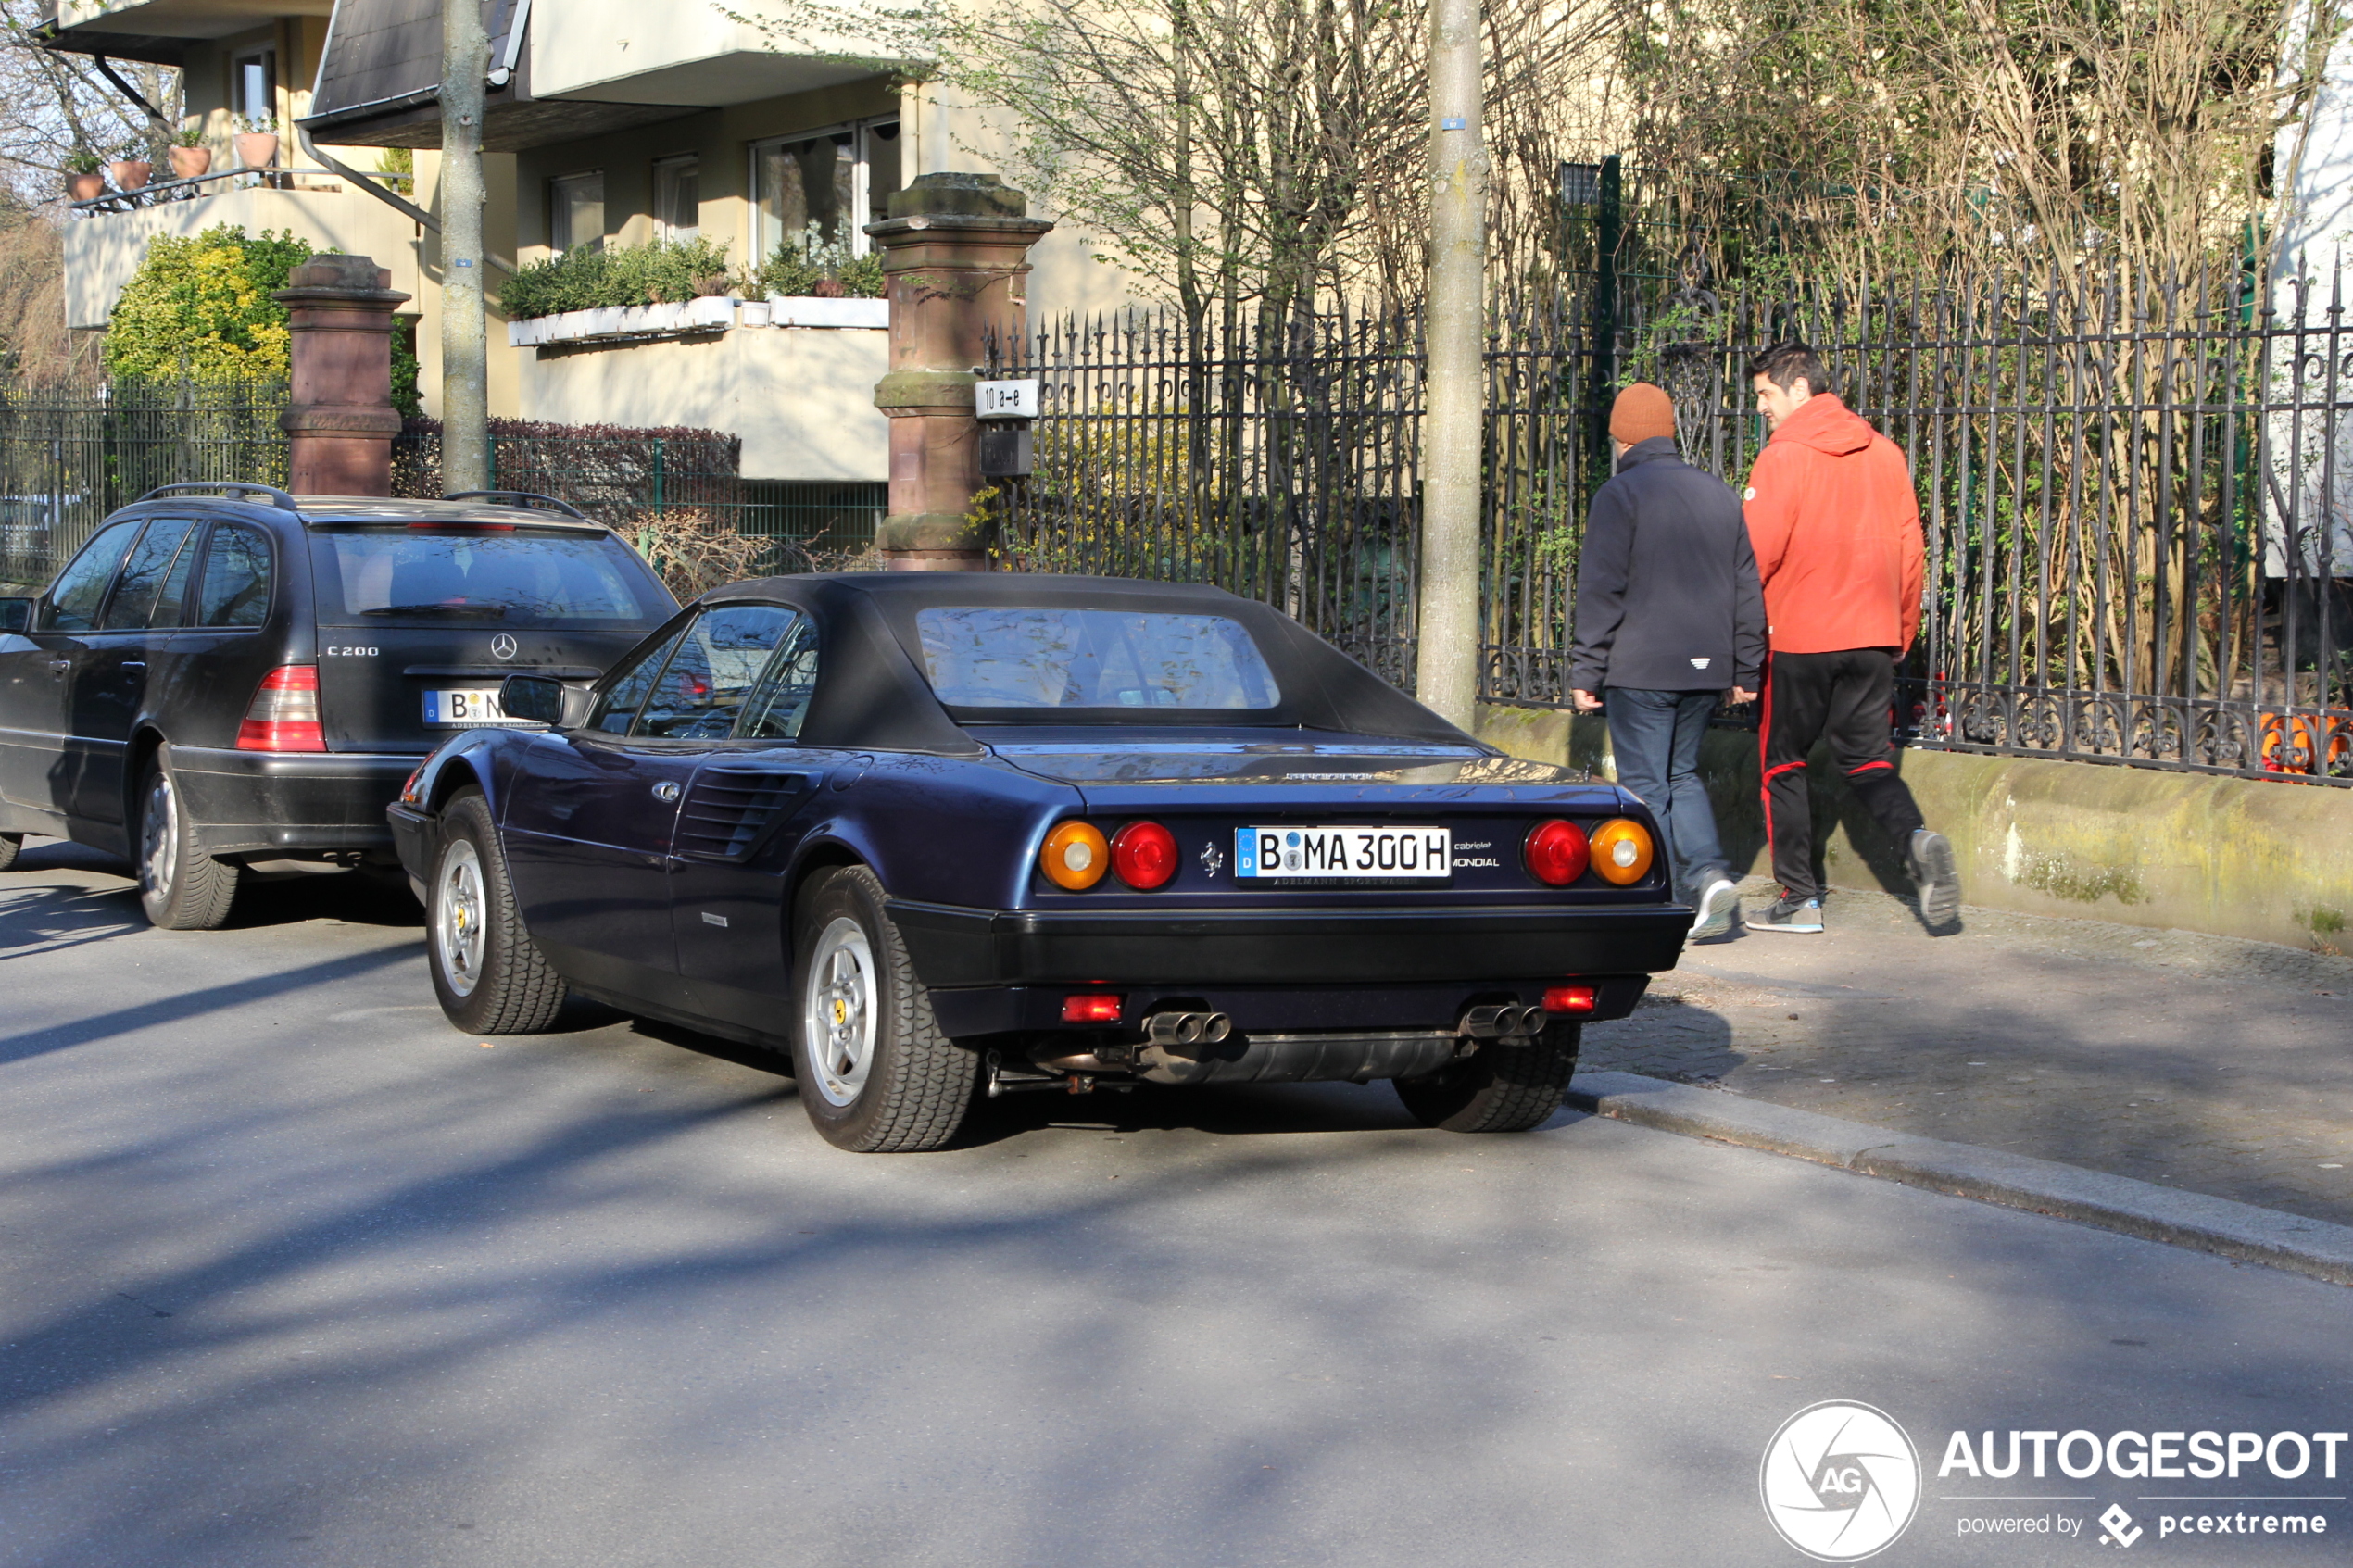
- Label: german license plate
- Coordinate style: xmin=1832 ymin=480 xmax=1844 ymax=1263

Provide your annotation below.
xmin=422 ymin=687 xmax=523 ymax=726
xmin=1235 ymin=825 xmax=1451 ymax=880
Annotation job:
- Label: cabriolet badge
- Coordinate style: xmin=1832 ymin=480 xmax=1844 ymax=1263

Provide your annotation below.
xmin=1199 ymin=842 xmax=1226 ymax=877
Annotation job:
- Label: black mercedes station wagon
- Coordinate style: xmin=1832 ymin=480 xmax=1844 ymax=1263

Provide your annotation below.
xmin=0 ymin=483 xmax=676 ymax=928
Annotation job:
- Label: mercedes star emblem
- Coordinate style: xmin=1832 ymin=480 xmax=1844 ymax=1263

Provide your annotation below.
xmin=491 ymin=633 xmax=519 ymax=660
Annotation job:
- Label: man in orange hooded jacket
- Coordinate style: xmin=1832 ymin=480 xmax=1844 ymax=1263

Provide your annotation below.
xmin=1742 ymin=341 xmax=1959 ymax=934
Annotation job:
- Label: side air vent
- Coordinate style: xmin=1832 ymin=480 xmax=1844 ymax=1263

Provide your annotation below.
xmin=675 ymin=770 xmax=818 ymax=862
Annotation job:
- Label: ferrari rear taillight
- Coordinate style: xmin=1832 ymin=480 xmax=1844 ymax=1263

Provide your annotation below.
xmin=1523 ymin=818 xmax=1591 ymax=885
xmin=1110 ymin=821 xmax=1178 ymax=889
xmin=236 ymin=665 xmax=326 ymax=752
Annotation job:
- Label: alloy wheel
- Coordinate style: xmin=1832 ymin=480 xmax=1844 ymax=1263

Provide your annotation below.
xmin=435 ymin=839 xmax=488 ymax=998
xmin=140 ymin=771 xmax=176 ymax=900
xmin=803 ymin=916 xmax=878 ymax=1107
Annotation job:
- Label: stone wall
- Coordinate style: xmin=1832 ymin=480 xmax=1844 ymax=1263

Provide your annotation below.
xmin=1477 ymin=704 xmax=2353 ymax=954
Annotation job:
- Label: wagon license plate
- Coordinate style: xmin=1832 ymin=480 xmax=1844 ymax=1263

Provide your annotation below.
xmin=1235 ymin=825 xmax=1451 ymax=880
xmin=422 ymin=687 xmax=524 ymax=726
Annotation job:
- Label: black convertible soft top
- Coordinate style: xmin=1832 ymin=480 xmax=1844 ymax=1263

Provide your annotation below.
xmin=698 ymin=573 xmax=1483 ymax=757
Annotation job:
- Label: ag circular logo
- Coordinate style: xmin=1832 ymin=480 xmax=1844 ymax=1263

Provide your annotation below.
xmin=1759 ymin=1400 xmax=1920 ymax=1561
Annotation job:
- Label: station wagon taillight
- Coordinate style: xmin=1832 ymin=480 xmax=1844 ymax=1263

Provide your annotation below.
xmin=236 ymin=665 xmax=326 ymax=752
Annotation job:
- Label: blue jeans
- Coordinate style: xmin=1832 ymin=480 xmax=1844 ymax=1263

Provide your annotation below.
xmin=1604 ymin=687 xmax=1729 ymax=901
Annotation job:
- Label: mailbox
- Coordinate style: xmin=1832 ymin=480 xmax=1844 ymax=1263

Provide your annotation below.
xmin=976 ymin=377 xmax=1039 ymax=478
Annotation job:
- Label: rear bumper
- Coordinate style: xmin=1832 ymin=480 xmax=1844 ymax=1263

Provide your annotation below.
xmin=889 ymin=899 xmax=1692 ymax=988
xmin=170 ymin=746 xmax=420 ymax=856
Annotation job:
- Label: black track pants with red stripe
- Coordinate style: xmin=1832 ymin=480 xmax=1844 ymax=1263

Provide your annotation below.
xmin=1760 ymin=647 xmax=1926 ymax=900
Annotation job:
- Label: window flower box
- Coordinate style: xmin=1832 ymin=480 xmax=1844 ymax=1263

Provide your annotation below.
xmin=508 ymin=294 xmax=888 ymax=346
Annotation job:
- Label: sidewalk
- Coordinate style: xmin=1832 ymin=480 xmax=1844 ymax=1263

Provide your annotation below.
xmin=1581 ymin=878 xmax=2353 ymax=1227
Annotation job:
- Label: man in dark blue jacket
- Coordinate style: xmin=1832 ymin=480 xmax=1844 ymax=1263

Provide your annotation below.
xmin=1569 ymin=383 xmax=1767 ymax=940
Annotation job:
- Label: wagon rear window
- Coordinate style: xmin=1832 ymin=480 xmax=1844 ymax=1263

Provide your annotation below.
xmin=310 ymin=530 xmax=653 ymax=627
xmin=915 ymin=607 xmax=1280 ymax=710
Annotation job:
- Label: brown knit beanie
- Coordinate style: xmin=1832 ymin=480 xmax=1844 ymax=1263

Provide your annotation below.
xmin=1609 ymin=383 xmax=1676 ymax=445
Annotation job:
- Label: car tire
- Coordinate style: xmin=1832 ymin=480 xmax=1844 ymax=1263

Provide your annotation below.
xmin=0 ymin=833 xmax=19 ymax=872
xmin=792 ymin=865 xmax=976 ymax=1153
xmin=427 ymin=790 xmax=567 ymax=1035
xmin=1392 ymin=1024 xmax=1580 ymax=1134
xmin=137 ymin=753 xmax=240 ymax=931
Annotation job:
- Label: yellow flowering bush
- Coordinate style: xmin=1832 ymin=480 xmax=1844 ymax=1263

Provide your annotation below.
xmin=102 ymin=224 xmax=314 ymax=382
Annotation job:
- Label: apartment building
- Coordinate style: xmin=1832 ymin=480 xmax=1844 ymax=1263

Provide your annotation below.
xmin=41 ymin=0 xmax=1128 ymax=481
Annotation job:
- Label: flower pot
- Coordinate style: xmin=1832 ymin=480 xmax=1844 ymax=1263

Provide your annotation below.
xmin=108 ymin=159 xmax=151 ymax=192
xmin=234 ymin=132 xmax=278 ymax=170
xmin=67 ymin=171 xmax=106 ymax=202
xmin=169 ymin=146 xmax=212 ymax=181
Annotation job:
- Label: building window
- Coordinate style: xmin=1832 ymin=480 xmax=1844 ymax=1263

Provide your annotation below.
xmin=549 ymin=171 xmax=605 ymax=253
xmin=750 ymin=118 xmax=900 ymax=262
xmin=653 ymin=157 xmax=699 ymax=243
xmin=233 ymin=47 xmax=276 ymax=125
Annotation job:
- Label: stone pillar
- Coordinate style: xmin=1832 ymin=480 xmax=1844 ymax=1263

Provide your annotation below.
xmin=865 ymin=174 xmax=1053 ymax=570
xmin=272 ymin=254 xmax=411 ymax=496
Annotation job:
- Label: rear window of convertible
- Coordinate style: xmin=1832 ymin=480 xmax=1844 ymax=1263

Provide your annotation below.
xmin=310 ymin=529 xmax=654 ymax=626
xmin=915 ymin=607 xmax=1281 ymax=710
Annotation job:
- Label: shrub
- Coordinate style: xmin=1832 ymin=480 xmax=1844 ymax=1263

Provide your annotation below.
xmin=102 ymin=223 xmax=313 ymax=381
xmin=755 ymin=220 xmax=885 ymax=299
xmin=497 ymin=236 xmax=736 ymax=320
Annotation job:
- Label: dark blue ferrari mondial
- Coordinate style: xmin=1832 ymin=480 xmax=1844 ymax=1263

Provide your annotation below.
xmin=387 ymin=573 xmax=1692 ymax=1151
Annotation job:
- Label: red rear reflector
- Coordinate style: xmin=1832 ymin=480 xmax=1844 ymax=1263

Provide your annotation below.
xmin=1524 ymin=819 xmax=1591 ymax=885
xmin=1110 ymin=821 xmax=1178 ymax=890
xmin=1542 ymin=985 xmax=1597 ymax=1015
xmin=236 ymin=664 xmax=326 ymax=752
xmin=1061 ymin=994 xmax=1123 ymax=1024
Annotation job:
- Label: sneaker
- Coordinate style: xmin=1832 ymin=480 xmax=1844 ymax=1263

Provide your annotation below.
xmin=1688 ymin=876 xmax=1741 ymax=941
xmin=1753 ymin=893 xmax=1824 ymax=934
xmin=1908 ymin=829 xmax=1960 ymax=927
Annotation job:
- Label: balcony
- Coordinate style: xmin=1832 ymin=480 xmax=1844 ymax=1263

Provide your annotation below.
xmin=62 ymin=167 xmax=427 ymax=330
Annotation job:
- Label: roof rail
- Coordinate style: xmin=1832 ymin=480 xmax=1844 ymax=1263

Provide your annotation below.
xmin=444 ymin=490 xmax=592 ymax=520
xmin=136 ymin=482 xmax=301 ymax=513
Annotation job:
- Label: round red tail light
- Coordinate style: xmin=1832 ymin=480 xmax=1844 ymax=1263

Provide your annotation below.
xmin=1110 ymin=821 xmax=1178 ymax=889
xmin=1523 ymin=818 xmax=1591 ymax=885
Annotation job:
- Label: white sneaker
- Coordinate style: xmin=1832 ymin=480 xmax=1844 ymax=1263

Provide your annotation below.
xmin=1688 ymin=876 xmax=1740 ymax=941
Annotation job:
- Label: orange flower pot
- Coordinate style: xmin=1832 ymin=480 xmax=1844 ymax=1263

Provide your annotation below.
xmin=108 ymin=159 xmax=151 ymax=192
xmin=234 ymin=132 xmax=278 ymax=170
xmin=169 ymin=146 xmax=212 ymax=181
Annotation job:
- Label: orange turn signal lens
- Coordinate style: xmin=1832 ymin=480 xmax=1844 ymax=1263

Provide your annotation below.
xmin=1040 ymin=820 xmax=1110 ymax=890
xmin=1589 ymin=818 xmax=1655 ymax=885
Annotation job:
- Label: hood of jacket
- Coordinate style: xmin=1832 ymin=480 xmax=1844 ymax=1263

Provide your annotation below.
xmin=1768 ymin=393 xmax=1874 ymax=457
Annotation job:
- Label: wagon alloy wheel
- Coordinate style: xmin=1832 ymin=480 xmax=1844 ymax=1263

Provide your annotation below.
xmin=791 ymin=865 xmax=976 ymax=1153
xmin=1393 ymin=1024 xmax=1582 ymax=1134
xmin=0 ymin=832 xmax=20 ymax=872
xmin=425 ymin=790 xmax=567 ymax=1035
xmin=136 ymin=751 xmax=240 ymax=930
xmin=435 ymin=838 xmax=489 ymax=999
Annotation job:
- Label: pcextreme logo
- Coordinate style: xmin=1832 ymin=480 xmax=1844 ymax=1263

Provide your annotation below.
xmin=1761 ymin=1400 xmax=1924 ymax=1561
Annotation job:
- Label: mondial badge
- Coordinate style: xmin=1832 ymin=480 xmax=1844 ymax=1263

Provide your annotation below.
xmin=1759 ymin=1400 xmax=1920 ymax=1561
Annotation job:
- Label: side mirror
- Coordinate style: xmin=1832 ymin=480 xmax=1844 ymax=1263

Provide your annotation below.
xmin=0 ymin=597 xmax=30 ymax=633
xmin=499 ymin=673 xmax=566 ymax=726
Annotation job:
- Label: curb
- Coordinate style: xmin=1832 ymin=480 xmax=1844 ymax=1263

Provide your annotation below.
xmin=1565 ymin=1071 xmax=2353 ymax=1288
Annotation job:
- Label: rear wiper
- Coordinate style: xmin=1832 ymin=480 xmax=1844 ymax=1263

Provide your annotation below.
xmin=358 ymin=603 xmax=510 ymax=620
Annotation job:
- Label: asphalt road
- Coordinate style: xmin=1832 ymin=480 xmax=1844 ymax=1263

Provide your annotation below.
xmin=4 ymin=839 xmax=2350 ymax=1567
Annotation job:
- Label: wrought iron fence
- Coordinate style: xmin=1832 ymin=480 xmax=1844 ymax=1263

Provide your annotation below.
xmin=992 ymin=257 xmax=2353 ymax=786
xmin=0 ymin=378 xmax=289 ymax=587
